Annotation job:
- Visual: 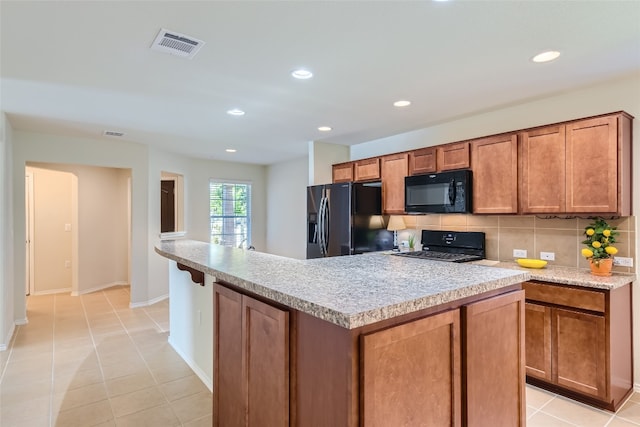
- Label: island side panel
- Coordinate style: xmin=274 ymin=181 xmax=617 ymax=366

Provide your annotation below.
xmin=463 ymin=290 xmax=526 ymax=427
xmin=295 ymin=310 xmax=356 ymax=427
xmin=609 ymin=283 xmax=633 ymax=406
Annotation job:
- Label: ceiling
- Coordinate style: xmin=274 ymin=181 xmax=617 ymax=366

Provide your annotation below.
xmin=2 ymin=1 xmax=639 ymax=165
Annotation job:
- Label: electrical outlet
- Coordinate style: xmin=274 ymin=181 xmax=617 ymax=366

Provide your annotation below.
xmin=513 ymin=249 xmax=527 ymax=258
xmin=540 ymin=252 xmax=555 ymax=261
xmin=613 ymin=257 xmax=634 ymax=267
xmin=64 ymin=260 xmax=71 ymax=268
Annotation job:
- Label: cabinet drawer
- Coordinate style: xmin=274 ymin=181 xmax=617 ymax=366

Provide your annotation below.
xmin=523 ymin=281 xmax=605 ymax=313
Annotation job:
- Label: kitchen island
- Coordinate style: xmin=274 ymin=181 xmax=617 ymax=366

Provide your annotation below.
xmin=156 ymin=239 xmax=531 ymax=427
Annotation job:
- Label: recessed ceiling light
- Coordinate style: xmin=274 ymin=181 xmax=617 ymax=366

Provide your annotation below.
xmin=532 ymin=50 xmax=561 ymax=63
xmin=227 ymin=108 xmax=245 ymax=116
xmin=318 ymin=126 xmax=332 ymax=132
xmin=225 ymin=148 xmax=237 ymax=153
xmin=393 ymin=100 xmax=411 ymax=107
xmin=291 ymin=69 xmax=313 ymax=80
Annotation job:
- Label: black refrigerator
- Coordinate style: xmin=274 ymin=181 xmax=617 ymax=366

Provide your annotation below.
xmin=307 ymin=182 xmax=393 ymax=259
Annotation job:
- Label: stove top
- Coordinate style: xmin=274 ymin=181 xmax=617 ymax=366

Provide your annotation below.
xmin=393 ymin=230 xmax=486 ymax=263
xmin=394 ymin=250 xmax=483 ymax=263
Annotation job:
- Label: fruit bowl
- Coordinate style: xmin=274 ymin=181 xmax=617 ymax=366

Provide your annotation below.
xmin=516 ymin=258 xmax=548 ymax=269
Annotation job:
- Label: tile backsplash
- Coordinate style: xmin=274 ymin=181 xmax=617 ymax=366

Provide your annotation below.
xmin=397 ymin=215 xmax=636 ymax=273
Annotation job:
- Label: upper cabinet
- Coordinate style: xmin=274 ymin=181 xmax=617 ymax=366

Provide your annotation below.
xmin=381 ymin=153 xmax=409 ymax=214
xmin=471 ymin=134 xmax=518 ymax=214
xmin=332 ymin=112 xmax=632 ymax=216
xmin=332 ymin=162 xmax=353 ymax=183
xmin=521 ymin=113 xmax=632 ymax=215
xmin=438 ymin=142 xmax=470 ymax=171
xmin=354 ymin=158 xmax=381 ymax=182
xmin=408 ymin=142 xmax=470 ymax=175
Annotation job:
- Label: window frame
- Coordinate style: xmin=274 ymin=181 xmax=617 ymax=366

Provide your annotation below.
xmin=209 ymin=179 xmax=252 ymax=248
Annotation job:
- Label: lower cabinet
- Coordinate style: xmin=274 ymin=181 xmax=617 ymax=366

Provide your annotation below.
xmin=361 ymin=309 xmax=462 ymax=427
xmin=524 ymin=281 xmax=632 ymax=411
xmin=213 ymin=284 xmax=289 ymax=427
xmin=360 ymin=290 xmax=525 ymax=427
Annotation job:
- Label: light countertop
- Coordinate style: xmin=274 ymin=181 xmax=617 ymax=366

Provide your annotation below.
xmin=155 ymin=240 xmax=530 ymax=329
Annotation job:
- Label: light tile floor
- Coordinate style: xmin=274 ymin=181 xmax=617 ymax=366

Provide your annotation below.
xmin=526 ymin=378 xmax=640 ymax=426
xmin=4 ymin=286 xmax=640 ymax=426
xmin=0 ymin=286 xmax=212 ymax=427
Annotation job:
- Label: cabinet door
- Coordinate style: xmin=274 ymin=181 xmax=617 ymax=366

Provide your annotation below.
xmin=361 ymin=309 xmax=461 ymax=427
xmin=214 ymin=285 xmax=245 ymax=427
xmin=553 ymin=307 xmax=607 ymax=400
xmin=520 ymin=126 xmax=566 ymax=213
xmin=380 ymin=153 xmax=409 ymax=214
xmin=408 ymin=147 xmax=436 ymax=175
xmin=464 ymin=290 xmax=525 ymax=427
xmin=354 ymin=158 xmax=381 ymax=182
xmin=471 ymin=134 xmax=518 ymax=214
xmin=214 ymin=284 xmax=290 ymax=427
xmin=333 ymin=162 xmax=354 ymax=183
xmin=524 ymin=302 xmax=552 ymax=381
xmin=243 ymin=296 xmax=290 ymax=426
xmin=565 ymin=116 xmax=618 ymax=213
xmin=437 ymin=142 xmax=470 ymax=171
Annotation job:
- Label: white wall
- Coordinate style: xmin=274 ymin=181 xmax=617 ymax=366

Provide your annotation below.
xmin=308 ymin=141 xmax=349 ymax=186
xmin=267 ymin=156 xmax=308 ymax=259
xmin=0 ymin=113 xmax=15 ymax=349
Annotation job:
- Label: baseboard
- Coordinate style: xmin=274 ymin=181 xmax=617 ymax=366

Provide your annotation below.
xmin=71 ymin=281 xmax=128 ymax=296
xmin=0 ymin=323 xmax=16 ymax=351
xmin=14 ymin=317 xmax=28 ymax=326
xmin=32 ymin=287 xmax=72 ymax=296
xmin=168 ymin=335 xmax=213 ymax=392
xmin=634 ymin=382 xmax=640 ymax=393
xmin=129 ymin=293 xmax=168 ymax=309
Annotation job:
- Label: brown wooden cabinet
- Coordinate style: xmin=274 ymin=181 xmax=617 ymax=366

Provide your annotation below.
xmin=408 ymin=142 xmax=470 ymax=176
xmin=470 ymin=134 xmax=518 ymax=214
xmin=361 ymin=309 xmax=461 ymax=427
xmin=332 ymin=162 xmax=354 ymax=183
xmin=464 ymin=290 xmax=526 ymax=427
xmin=359 ymin=289 xmax=525 ymax=427
xmin=438 ymin=142 xmax=470 ymax=171
xmin=521 ymin=113 xmax=632 ymax=215
xmin=214 ymin=284 xmax=290 ymax=427
xmin=354 ymin=158 xmax=381 ymax=181
xmin=408 ymin=147 xmax=436 ymax=175
xmin=523 ymin=281 xmax=633 ymax=411
xmin=380 ymin=153 xmax=409 ymax=214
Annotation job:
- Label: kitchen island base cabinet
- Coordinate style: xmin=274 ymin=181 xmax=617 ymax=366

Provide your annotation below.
xmin=213 ymin=284 xmax=289 ymax=427
xmin=361 ymin=309 xmax=462 ymax=427
xmin=296 ymin=288 xmax=525 ymax=426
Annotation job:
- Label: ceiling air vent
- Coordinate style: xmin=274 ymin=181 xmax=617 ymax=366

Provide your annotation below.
xmin=151 ymin=28 xmax=205 ymax=59
xmin=103 ymin=130 xmax=125 ymax=137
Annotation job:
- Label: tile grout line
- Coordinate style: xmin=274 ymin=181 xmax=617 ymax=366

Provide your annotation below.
xmin=100 ymin=288 xmax=181 ymax=423
xmin=78 ymin=291 xmax=118 ymax=425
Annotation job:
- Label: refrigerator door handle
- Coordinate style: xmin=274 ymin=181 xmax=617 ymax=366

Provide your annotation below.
xmin=323 ymin=196 xmax=330 ymax=255
xmin=318 ymin=196 xmax=326 ymax=256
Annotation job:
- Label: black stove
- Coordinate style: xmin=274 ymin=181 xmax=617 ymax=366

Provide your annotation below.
xmin=394 ymin=230 xmax=485 ymax=263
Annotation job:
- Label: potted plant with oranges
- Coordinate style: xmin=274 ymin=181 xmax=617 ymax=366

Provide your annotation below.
xmin=581 ymin=218 xmax=619 ymax=276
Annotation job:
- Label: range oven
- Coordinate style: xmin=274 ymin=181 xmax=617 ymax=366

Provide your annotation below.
xmin=394 ymin=230 xmax=485 ymax=263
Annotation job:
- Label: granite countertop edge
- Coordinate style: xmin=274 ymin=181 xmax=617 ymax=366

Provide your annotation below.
xmin=155 ymin=240 xmax=531 ymax=329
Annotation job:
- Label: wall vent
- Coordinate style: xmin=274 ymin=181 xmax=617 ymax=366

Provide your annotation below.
xmin=151 ymin=28 xmax=205 ymax=59
xmin=103 ymin=130 xmax=125 ymax=137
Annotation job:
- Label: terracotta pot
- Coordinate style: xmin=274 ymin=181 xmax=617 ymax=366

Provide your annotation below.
xmin=589 ymin=258 xmax=613 ymax=276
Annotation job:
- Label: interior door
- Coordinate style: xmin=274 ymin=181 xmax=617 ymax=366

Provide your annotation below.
xmin=161 ymin=180 xmax=176 ymax=233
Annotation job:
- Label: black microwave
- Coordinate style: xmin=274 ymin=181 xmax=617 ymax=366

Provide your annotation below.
xmin=405 ymin=170 xmax=472 ymax=214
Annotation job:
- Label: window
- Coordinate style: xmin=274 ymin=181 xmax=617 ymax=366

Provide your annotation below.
xmin=209 ymin=181 xmax=251 ymax=248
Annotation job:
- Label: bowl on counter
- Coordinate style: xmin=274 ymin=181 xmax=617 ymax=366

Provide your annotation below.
xmin=516 ymin=258 xmax=548 ymax=269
